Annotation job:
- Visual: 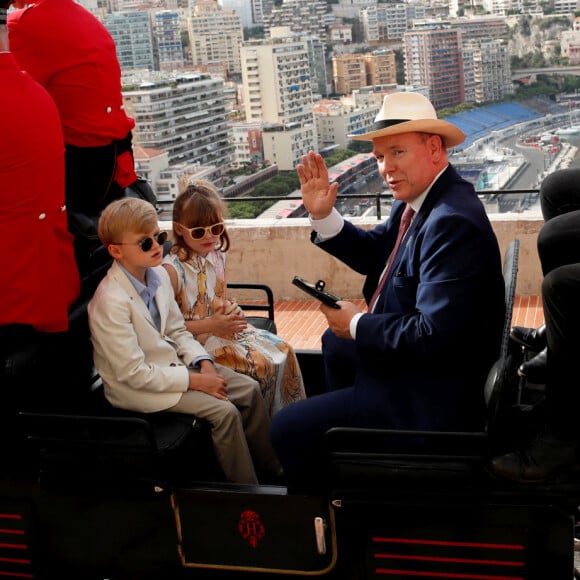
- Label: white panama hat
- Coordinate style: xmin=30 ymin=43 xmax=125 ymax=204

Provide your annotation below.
xmin=350 ymin=92 xmax=465 ymax=149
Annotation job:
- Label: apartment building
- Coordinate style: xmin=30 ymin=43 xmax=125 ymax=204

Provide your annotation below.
xmin=450 ymin=15 xmax=507 ymax=41
xmin=365 ymin=50 xmax=397 ymax=88
xmin=123 ymin=73 xmax=232 ymax=170
xmin=332 ymin=53 xmax=366 ymax=95
xmin=481 ymin=0 xmax=523 ymax=14
xmin=263 ymin=0 xmax=328 ymax=44
xmin=230 ymin=122 xmax=265 ymax=166
xmin=188 ymin=0 xmax=244 ymax=78
xmin=313 ymin=98 xmax=380 ymax=149
xmin=469 ymin=39 xmax=514 ymax=103
xmin=561 ymin=30 xmax=580 ymax=64
xmin=303 ymin=36 xmax=329 ymax=99
xmin=332 ymin=51 xmax=397 ymax=95
xmin=328 ymin=24 xmax=353 ymax=45
xmin=462 ymin=44 xmax=476 ymax=104
xmin=404 ymin=24 xmax=465 ymax=110
xmin=218 ymin=0 xmax=254 ymax=28
xmin=261 ymin=122 xmax=317 ymax=171
xmin=250 ymin=0 xmax=275 ymax=26
xmin=154 ymin=10 xmax=185 ymax=72
xmin=104 ymin=11 xmax=157 ymax=71
xmin=360 ymin=3 xmax=419 ymax=45
xmin=240 ymin=28 xmax=317 ymax=170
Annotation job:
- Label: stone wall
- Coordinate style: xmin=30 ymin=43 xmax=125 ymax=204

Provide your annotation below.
xmin=217 ymin=215 xmax=544 ymax=301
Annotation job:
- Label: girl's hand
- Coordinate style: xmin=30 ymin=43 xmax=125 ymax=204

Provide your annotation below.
xmin=210 ymin=303 xmax=247 ymax=339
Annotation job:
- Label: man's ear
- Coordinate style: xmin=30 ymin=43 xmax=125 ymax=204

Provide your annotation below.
xmin=430 ymin=134 xmax=444 ymax=150
xmin=429 ymin=134 xmax=445 ymax=159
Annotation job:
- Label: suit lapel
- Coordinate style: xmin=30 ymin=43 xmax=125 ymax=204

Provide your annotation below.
xmin=111 ymin=261 xmax=158 ymax=330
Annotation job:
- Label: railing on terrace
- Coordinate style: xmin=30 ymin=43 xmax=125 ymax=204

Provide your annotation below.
xmin=223 ymin=188 xmax=542 ymax=221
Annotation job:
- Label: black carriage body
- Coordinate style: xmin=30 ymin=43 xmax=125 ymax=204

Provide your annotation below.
xmin=1 ymin=240 xmax=579 ymax=579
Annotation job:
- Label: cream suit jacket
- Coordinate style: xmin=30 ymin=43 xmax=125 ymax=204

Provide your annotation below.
xmin=88 ymin=260 xmax=209 ymax=413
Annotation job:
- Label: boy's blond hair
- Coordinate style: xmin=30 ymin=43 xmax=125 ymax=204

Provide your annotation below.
xmin=98 ymin=198 xmax=158 ymax=246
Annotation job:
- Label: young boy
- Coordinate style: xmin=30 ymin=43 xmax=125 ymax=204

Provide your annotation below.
xmin=88 ymin=197 xmax=280 ymax=484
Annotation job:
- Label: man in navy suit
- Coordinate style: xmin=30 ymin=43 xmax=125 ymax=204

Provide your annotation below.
xmin=270 ymin=92 xmax=505 ymax=489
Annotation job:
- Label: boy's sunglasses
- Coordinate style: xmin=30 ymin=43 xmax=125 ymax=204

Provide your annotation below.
xmin=179 ymin=222 xmax=225 ymax=240
xmin=112 ymin=231 xmax=168 ymax=252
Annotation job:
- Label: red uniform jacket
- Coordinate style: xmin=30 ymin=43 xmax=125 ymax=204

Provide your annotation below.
xmin=8 ymin=0 xmax=135 ymax=148
xmin=0 ymin=53 xmax=79 ymax=332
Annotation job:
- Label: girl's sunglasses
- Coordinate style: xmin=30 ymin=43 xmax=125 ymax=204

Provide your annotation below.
xmin=112 ymin=231 xmax=168 ymax=252
xmin=179 ymin=222 xmax=225 ymax=240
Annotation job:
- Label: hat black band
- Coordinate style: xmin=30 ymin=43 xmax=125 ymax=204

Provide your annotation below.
xmin=371 ymin=119 xmax=409 ymax=132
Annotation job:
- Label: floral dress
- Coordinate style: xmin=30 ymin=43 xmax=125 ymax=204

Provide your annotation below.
xmin=163 ymin=250 xmax=306 ymax=417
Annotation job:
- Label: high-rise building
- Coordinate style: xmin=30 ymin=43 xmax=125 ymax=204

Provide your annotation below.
xmin=123 ymin=73 xmax=232 ymax=170
xmin=468 ymin=39 xmax=514 ymax=103
xmin=154 ymin=10 xmax=185 ymax=72
xmin=365 ymin=50 xmax=397 ymax=88
xmin=251 ymin=0 xmax=275 ymax=26
xmin=404 ymin=23 xmax=465 ymax=110
xmin=241 ymin=29 xmax=314 ymax=126
xmin=303 ymin=36 xmax=329 ymax=98
xmin=104 ymin=11 xmax=156 ymax=72
xmin=240 ymin=28 xmax=317 ymax=170
xmin=263 ymin=0 xmax=327 ymax=44
xmin=332 ymin=53 xmax=366 ymax=95
xmin=462 ymin=44 xmax=476 ymax=104
xmin=218 ymin=0 xmax=253 ymax=29
xmin=360 ymin=4 xmax=410 ymax=45
xmin=188 ymin=0 xmax=244 ymax=78
xmin=332 ymin=51 xmax=396 ymax=95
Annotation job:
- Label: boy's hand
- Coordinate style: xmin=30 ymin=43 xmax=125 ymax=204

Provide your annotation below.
xmin=189 ymin=361 xmax=228 ymax=400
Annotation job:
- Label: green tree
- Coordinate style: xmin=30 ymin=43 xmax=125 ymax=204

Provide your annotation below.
xmin=346 ymin=140 xmax=373 ymax=154
xmin=227 ymin=200 xmax=275 ymax=219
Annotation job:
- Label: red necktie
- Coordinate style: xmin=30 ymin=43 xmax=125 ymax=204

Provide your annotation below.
xmin=369 ymin=204 xmax=415 ymax=312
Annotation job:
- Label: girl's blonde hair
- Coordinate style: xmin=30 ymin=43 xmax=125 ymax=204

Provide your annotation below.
xmin=98 ymin=197 xmax=159 ymax=246
xmin=170 ymin=179 xmax=230 ymax=261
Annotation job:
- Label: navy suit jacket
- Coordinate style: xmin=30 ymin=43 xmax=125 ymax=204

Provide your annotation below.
xmin=316 ymin=165 xmax=505 ymax=432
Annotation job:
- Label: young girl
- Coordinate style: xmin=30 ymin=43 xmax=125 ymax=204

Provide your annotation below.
xmin=162 ymin=180 xmax=306 ymax=417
